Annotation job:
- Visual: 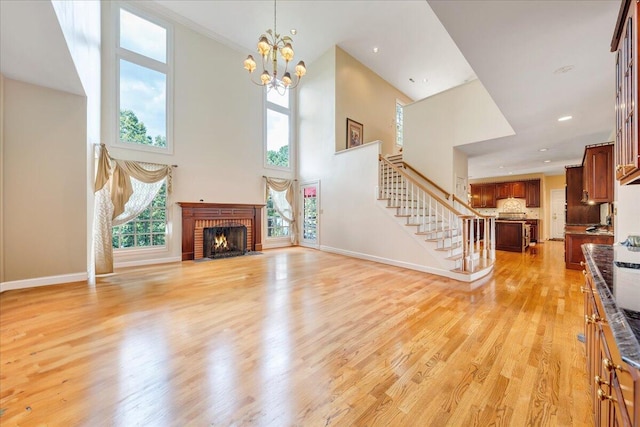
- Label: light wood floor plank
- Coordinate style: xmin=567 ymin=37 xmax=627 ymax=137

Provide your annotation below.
xmin=1 ymin=242 xmax=591 ymax=426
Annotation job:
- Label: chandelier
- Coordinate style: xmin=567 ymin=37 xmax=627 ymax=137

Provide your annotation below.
xmin=243 ymin=0 xmax=306 ymax=94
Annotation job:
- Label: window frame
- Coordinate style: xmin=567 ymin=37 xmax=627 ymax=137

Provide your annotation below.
xmin=264 ymin=88 xmax=294 ymax=171
xmin=265 ymin=190 xmax=291 ymax=240
xmin=113 ymin=3 xmax=174 ymax=154
xmin=112 ymin=181 xmax=169 ymax=252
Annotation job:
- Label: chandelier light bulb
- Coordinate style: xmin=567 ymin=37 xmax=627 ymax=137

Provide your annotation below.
xmin=243 ymin=55 xmax=257 ymax=73
xmin=260 ymin=70 xmax=271 ymax=85
xmin=257 ymin=36 xmax=271 ymax=57
xmin=282 ymin=72 xmax=292 ymax=87
xmin=281 ymin=43 xmax=294 ymax=62
xmin=295 ymin=61 xmax=306 ymax=77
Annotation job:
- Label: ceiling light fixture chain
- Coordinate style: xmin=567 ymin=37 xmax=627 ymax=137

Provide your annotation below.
xmin=243 ymin=0 xmax=306 ymax=95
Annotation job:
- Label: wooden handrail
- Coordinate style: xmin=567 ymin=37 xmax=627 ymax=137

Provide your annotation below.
xmin=402 ymin=161 xmax=452 ymax=200
xmin=401 ymin=159 xmax=491 ymax=219
xmin=451 ymin=194 xmax=492 ymax=219
xmin=379 ymin=155 xmax=465 ymax=217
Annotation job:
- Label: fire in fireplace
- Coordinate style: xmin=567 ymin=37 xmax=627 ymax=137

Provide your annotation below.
xmin=203 ymin=224 xmax=247 ymax=259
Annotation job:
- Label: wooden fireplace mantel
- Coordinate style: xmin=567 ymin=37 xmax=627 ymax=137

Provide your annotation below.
xmin=178 ymin=202 xmax=265 ymax=261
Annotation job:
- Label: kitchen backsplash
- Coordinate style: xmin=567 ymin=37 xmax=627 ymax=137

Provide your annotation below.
xmin=475 ymin=198 xmax=541 ymax=219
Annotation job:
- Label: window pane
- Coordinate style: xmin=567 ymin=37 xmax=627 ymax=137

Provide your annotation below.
xmin=120 ymin=59 xmax=166 ymax=147
xmin=121 ymin=235 xmax=135 ymax=248
xmin=137 ymin=234 xmax=151 ymax=246
xmin=120 ymin=9 xmax=166 ymax=63
xmin=266 ymin=109 xmax=289 ymax=167
xmin=152 ymin=234 xmax=165 ymax=246
xmin=267 ymin=87 xmax=289 ymax=108
xmin=151 ymin=221 xmax=165 ymax=233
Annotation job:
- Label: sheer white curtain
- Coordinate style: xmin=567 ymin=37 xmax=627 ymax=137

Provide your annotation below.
xmin=264 ymin=177 xmax=298 ymax=244
xmin=92 ymin=145 xmax=172 ymax=277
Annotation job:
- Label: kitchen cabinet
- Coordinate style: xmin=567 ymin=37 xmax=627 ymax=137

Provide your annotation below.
xmin=496 ymin=181 xmax=526 ymax=199
xmin=612 ymin=0 xmax=640 ymax=185
xmin=565 ymin=227 xmax=614 ymax=270
xmin=495 ymin=221 xmax=529 ymax=252
xmin=525 ymin=179 xmax=541 ymax=207
xmin=470 ymin=184 xmax=496 ymax=208
xmin=566 ymin=166 xmax=601 ymax=225
xmin=583 ymin=143 xmax=614 ymax=203
xmin=582 ymin=259 xmax=638 ymax=426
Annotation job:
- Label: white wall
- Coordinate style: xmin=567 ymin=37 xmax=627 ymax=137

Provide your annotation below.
xmin=2 ymin=78 xmax=87 ymax=283
xmin=403 ymin=79 xmax=514 ymax=194
xmin=615 ymin=183 xmax=640 ymax=243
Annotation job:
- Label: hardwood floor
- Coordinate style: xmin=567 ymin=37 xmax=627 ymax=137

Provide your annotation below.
xmin=0 ymin=242 xmax=591 ymax=426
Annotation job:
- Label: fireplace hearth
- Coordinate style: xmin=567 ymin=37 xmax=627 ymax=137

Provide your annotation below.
xmin=203 ymin=224 xmax=247 ymax=259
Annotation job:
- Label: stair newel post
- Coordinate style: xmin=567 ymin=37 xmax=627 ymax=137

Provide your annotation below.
xmin=462 ymin=216 xmax=470 ymax=272
xmin=482 ymin=217 xmax=488 ymax=259
xmin=379 ymin=158 xmax=383 ymax=200
xmin=490 ymin=217 xmax=496 ymax=260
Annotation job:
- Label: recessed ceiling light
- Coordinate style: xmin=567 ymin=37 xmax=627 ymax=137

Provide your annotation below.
xmin=372 ymin=47 xmax=379 ymax=53
xmin=544 ymin=160 xmax=551 ymax=163
xmin=538 ymin=148 xmax=548 ymax=152
xmin=554 ymin=65 xmax=574 ymax=74
xmin=508 ymin=172 xmax=513 ymax=175
xmin=290 ymin=29 xmax=297 ymax=35
xmin=558 ymin=115 xmax=573 ymax=122
xmin=422 ymin=78 xmax=428 ymax=83
xmin=498 ymin=165 xmax=504 ymax=169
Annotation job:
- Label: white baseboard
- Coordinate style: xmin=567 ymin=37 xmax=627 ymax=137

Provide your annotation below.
xmin=262 ymin=241 xmax=293 ymax=250
xmin=114 ymin=256 xmax=182 ymax=269
xmin=0 ymin=272 xmax=87 ymax=293
xmin=319 ymin=245 xmax=479 ymax=282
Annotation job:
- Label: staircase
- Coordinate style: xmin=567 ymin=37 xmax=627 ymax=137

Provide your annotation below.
xmin=378 ymin=154 xmax=495 ymax=281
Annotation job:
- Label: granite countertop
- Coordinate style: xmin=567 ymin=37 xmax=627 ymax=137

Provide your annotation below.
xmin=567 ymin=230 xmax=616 ymax=236
xmin=582 ymin=244 xmax=640 ymax=369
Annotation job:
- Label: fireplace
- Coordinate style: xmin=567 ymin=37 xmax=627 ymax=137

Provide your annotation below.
xmin=177 ymin=202 xmax=264 ymax=261
xmin=203 ymin=224 xmax=247 ymax=259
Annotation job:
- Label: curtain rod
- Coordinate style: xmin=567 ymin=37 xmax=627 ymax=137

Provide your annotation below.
xmin=95 ymin=143 xmax=177 ymax=167
xmin=263 ymin=175 xmax=297 ymax=181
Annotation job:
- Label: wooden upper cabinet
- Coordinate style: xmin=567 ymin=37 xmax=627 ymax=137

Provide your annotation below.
xmin=511 ymin=181 xmax=526 ymax=198
xmin=496 ymin=181 xmax=526 ymax=199
xmin=566 ymin=166 xmax=601 ymax=225
xmin=583 ymin=143 xmax=614 ymax=203
xmin=525 ymin=180 xmax=541 ymax=207
xmin=470 ymin=184 xmax=496 ymax=208
xmin=613 ymin=0 xmax=640 ymax=185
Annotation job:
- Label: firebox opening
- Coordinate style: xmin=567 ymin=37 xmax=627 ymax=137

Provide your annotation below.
xmin=203 ymin=225 xmax=247 ymax=259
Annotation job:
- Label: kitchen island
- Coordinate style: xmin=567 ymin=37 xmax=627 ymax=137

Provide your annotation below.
xmin=495 ymin=220 xmax=530 ymax=252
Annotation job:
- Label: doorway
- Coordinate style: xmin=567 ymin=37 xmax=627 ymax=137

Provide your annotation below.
xmin=300 ymin=181 xmax=319 ymax=247
xmin=550 ymin=189 xmax=566 ymax=240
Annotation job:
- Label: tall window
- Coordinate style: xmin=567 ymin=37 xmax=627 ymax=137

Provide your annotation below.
xmin=266 ymin=191 xmax=290 ymax=238
xmin=116 ymin=6 xmax=172 ymax=152
xmin=265 ymin=89 xmax=292 ymax=169
xmin=112 ymin=182 xmax=167 ymax=249
xmin=396 ymin=101 xmax=404 ymax=147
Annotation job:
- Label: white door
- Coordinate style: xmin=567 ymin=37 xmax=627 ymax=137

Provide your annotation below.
xmin=551 ymin=189 xmax=566 ymax=239
xmin=300 ymin=181 xmax=319 ymax=247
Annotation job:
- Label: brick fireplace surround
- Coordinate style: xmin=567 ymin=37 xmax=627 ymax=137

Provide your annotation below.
xmin=177 ymin=202 xmax=264 ymax=261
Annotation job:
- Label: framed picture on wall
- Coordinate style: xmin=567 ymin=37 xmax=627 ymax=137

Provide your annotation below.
xmin=346 ymin=118 xmax=364 ymax=149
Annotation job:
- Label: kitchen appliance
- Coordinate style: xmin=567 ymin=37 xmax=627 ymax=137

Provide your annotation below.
xmin=497 ymin=212 xmax=527 ymax=220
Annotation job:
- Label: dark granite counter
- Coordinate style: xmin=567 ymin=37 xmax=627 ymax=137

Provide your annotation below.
xmin=582 ymin=244 xmax=640 ymax=369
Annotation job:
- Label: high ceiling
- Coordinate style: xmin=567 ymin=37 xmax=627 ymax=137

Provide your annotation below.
xmin=150 ymin=0 xmax=622 ymax=179
xmin=1 ymin=0 xmax=621 ymax=179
